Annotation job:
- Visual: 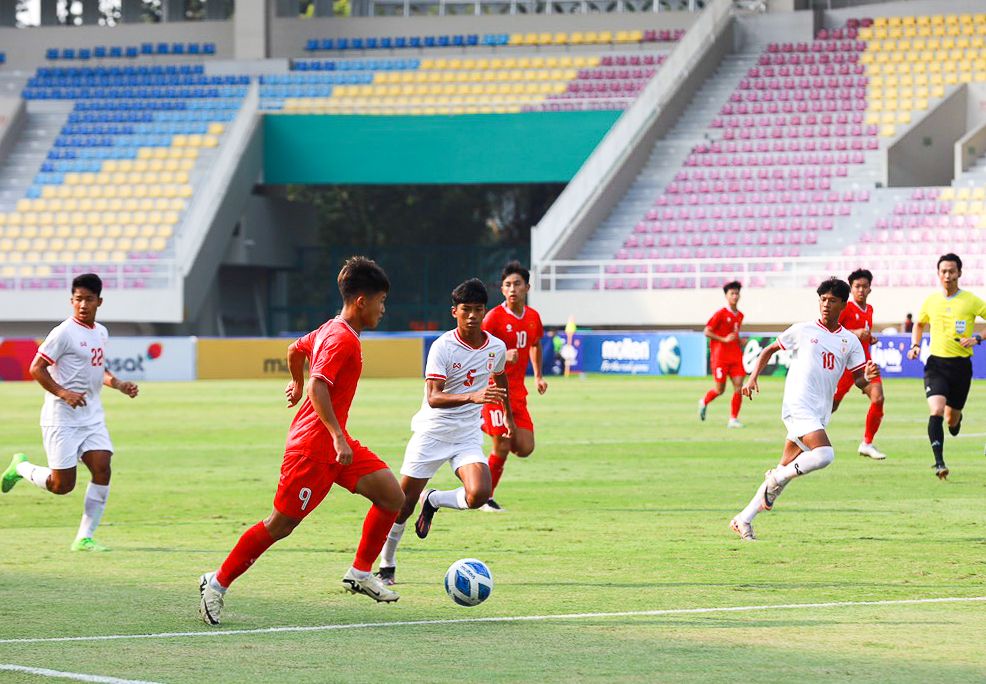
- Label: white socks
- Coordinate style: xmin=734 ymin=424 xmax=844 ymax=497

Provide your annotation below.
xmin=428 ymin=487 xmax=468 ymax=510
xmin=379 ymin=522 xmax=406 ymax=568
xmin=773 ymin=446 xmax=835 ymax=486
xmin=209 ymin=574 xmax=228 ymax=594
xmin=16 ymin=460 xmax=51 ymax=490
xmin=737 ymin=482 xmax=768 ymax=524
xmin=76 ymin=483 xmax=109 ymax=540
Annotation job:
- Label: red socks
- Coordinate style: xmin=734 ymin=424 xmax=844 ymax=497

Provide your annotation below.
xmin=864 ymin=402 xmax=884 ymax=444
xmin=730 ymin=391 xmax=742 ymax=419
xmin=353 ymin=504 xmax=399 ymax=572
xmin=216 ymin=520 xmax=275 ymax=588
xmin=488 ymin=453 xmax=507 ymax=494
xmin=702 ymin=389 xmax=719 ymax=406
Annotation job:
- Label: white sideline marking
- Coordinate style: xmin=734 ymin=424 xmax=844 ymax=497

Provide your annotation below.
xmin=0 ymin=596 xmax=983 ymax=646
xmin=0 ymin=663 xmax=162 ymax=684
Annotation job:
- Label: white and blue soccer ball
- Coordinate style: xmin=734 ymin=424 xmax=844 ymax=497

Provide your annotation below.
xmin=444 ymin=558 xmax=494 ymax=607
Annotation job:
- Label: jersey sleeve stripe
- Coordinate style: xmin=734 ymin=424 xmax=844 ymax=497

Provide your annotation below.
xmin=426 ymin=374 xmax=446 ymax=380
xmin=776 ymin=339 xmax=787 ymax=350
xmin=36 ymin=352 xmax=55 ymax=364
xmin=848 ymin=362 xmax=866 ymax=372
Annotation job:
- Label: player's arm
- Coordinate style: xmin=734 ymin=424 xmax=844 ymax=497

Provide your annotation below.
xmin=531 ymin=338 xmax=548 ymax=394
xmin=29 ymin=354 xmax=87 ymax=408
xmin=741 ymin=341 xmax=781 ymax=399
xmin=285 ymin=339 xmax=308 ymax=407
xmin=851 ymin=360 xmax=881 ymax=389
xmin=103 ymin=369 xmax=138 ymax=398
xmin=425 ymin=378 xmax=506 ymax=408
xmin=493 ymin=372 xmax=514 ymax=437
xmin=907 ymin=320 xmax=925 ymax=359
xmin=703 ymin=320 xmax=736 ymax=344
xmin=307 ymin=378 xmax=353 ymax=465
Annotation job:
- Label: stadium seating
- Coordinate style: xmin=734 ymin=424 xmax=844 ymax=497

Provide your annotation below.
xmin=0 ymin=64 xmax=245 ymax=291
xmin=262 ymin=53 xmax=667 ymax=115
xmin=45 ymin=43 xmax=217 ymax=61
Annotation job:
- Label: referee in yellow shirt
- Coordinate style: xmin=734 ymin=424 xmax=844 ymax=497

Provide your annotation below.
xmin=907 ymin=253 xmax=986 ymax=479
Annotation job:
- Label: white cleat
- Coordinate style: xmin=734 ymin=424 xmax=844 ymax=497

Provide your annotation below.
xmin=730 ymin=517 xmax=756 ymax=541
xmin=198 ymin=572 xmax=225 ymax=626
xmin=727 ymin=418 xmax=744 ymax=429
xmin=763 ymin=469 xmax=787 ymax=510
xmin=858 ymin=442 xmax=886 ymax=460
xmin=342 ymin=568 xmax=400 ymax=603
xmin=479 ymin=498 xmax=505 ymax=513
xmin=698 ymin=400 xmax=707 ymax=421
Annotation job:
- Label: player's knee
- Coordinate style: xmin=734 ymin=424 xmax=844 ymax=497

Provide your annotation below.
xmin=49 ymin=478 xmax=75 ymax=495
xmin=465 ymin=488 xmax=491 ymax=509
xmin=514 ymin=440 xmax=534 ymax=458
xmin=380 ymin=488 xmax=405 ymax=513
xmin=813 ymin=445 xmax=835 ymax=469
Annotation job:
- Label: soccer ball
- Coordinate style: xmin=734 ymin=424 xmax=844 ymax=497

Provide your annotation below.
xmin=444 ymin=558 xmax=494 ymax=607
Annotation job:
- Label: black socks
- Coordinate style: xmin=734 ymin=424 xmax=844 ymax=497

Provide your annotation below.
xmin=928 ymin=415 xmax=945 ymax=467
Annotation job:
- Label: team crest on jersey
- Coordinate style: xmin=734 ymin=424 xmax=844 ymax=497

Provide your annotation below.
xmin=810 ymin=338 xmax=819 ymax=344
xmin=453 ymin=362 xmax=462 ymax=370
xmin=506 ymin=324 xmax=513 ymax=331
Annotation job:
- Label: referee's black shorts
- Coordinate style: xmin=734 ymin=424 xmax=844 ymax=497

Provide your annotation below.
xmin=924 ymin=355 xmax=973 ymax=410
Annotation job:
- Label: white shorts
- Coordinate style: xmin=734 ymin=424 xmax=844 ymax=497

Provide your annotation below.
xmin=782 ymin=412 xmax=826 ymax=452
xmin=41 ymin=424 xmax=114 ymax=470
xmin=400 ymin=432 xmax=486 ymax=480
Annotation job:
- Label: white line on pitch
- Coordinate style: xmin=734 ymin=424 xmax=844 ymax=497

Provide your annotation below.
xmin=0 ymin=596 xmax=983 ymax=646
xmin=0 ymin=663 xmax=162 ymax=684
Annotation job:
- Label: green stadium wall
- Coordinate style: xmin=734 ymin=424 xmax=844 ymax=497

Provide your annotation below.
xmin=262 ymin=112 xmax=621 ymax=184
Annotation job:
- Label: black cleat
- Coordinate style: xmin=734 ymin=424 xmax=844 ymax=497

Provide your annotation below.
xmin=415 ymin=488 xmax=438 ymax=539
xmin=479 ymin=498 xmax=504 ymax=512
xmin=949 ymin=417 xmax=962 ymax=436
xmin=374 ymin=566 xmax=396 ymax=586
xmin=934 ymin=463 xmax=949 ymax=480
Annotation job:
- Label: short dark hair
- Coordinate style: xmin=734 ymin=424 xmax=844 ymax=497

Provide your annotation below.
xmin=501 ymin=260 xmax=530 ymax=285
xmin=337 ymin=256 xmax=390 ymax=302
xmin=72 ymin=273 xmax=102 ymax=297
xmin=451 ymin=278 xmax=488 ymax=306
xmin=847 ymin=268 xmax=873 ymax=285
xmin=816 ymin=277 xmax=850 ymax=302
xmin=938 ymin=253 xmax=962 ymax=272
xmin=722 ymin=280 xmax=742 ymax=293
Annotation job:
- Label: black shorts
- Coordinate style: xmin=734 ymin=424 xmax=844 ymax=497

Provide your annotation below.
xmin=924 ymin=355 xmax=973 ymax=410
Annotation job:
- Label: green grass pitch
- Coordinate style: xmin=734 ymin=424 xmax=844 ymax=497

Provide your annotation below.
xmin=1 ymin=376 xmax=985 ymax=682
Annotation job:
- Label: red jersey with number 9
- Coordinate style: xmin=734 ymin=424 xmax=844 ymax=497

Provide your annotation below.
xmin=283 ymin=317 xmax=362 ymax=462
xmin=482 ymin=303 xmax=544 ymax=399
xmin=707 ymin=307 xmax=744 ymax=366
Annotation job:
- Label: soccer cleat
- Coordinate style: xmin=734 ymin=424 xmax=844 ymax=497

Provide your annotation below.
xmin=763 ymin=469 xmax=787 ymax=510
xmin=730 ymin=517 xmax=756 ymax=541
xmin=342 ymin=568 xmax=399 ymax=603
xmin=415 ymin=488 xmax=438 ymax=539
xmin=698 ymin=400 xmax=707 ymax=421
xmin=934 ymin=463 xmax=949 ymax=480
xmin=70 ymin=537 xmax=109 ymax=552
xmin=858 ymin=442 xmax=886 ymax=460
xmin=479 ymin=498 xmax=505 ymax=513
xmin=374 ymin=566 xmax=396 ymax=586
xmin=198 ymin=572 xmax=224 ymax=626
xmin=948 ymin=417 xmax=962 ymax=436
xmin=727 ymin=418 xmax=744 ymax=429
xmin=1 ymin=453 xmax=28 ymax=493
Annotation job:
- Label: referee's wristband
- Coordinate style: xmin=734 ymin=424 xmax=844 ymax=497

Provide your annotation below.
xmin=910 ymin=344 xmax=920 ymax=350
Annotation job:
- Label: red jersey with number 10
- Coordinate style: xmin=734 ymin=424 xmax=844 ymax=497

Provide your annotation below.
xmin=707 ymin=307 xmax=744 ymax=365
xmin=283 ymin=317 xmax=363 ymax=462
xmin=838 ymin=300 xmax=874 ymax=360
xmin=482 ymin=303 xmax=544 ymax=399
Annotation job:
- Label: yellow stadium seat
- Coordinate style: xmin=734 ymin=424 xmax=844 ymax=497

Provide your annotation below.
xmin=41 ymin=187 xmax=57 ymax=199
xmin=537 ymin=32 xmax=552 ymax=45
xmin=508 ymin=33 xmax=523 ymax=46
xmin=551 ymin=32 xmax=567 ymax=45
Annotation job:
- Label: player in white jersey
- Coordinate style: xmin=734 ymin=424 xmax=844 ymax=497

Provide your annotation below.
xmin=729 ymin=278 xmax=880 ymax=541
xmin=2 ymin=274 xmax=139 ymax=551
xmin=375 ymin=278 xmax=512 ymax=585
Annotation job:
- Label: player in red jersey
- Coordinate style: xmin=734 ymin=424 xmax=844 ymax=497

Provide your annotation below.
xmin=197 ymin=257 xmax=405 ymax=626
xmin=698 ymin=281 xmax=746 ymax=428
xmin=832 ymin=268 xmax=887 ymax=460
xmin=480 ymin=261 xmax=547 ymax=512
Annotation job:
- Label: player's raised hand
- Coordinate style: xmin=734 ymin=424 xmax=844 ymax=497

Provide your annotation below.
xmin=536 ymin=377 xmax=548 ymax=394
xmin=864 ymin=360 xmax=881 ymax=382
xmin=505 ymin=349 xmax=519 ymax=364
xmin=118 ymin=381 xmax=139 ymax=398
xmin=285 ymin=380 xmax=304 ymax=407
xmin=741 ymin=378 xmax=759 ymax=399
xmin=59 ymin=389 xmax=87 ymax=408
xmin=333 ymin=434 xmax=353 ymax=465
xmin=471 ymin=385 xmax=507 ymax=405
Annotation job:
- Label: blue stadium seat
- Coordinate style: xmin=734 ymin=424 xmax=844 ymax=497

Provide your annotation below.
xmin=305 ymin=38 xmax=318 ymax=51
xmin=366 ymin=37 xmax=378 ymax=49
xmin=46 ymin=48 xmax=59 ymax=60
xmin=141 ymin=43 xmax=153 ymax=55
xmin=203 ymin=43 xmax=216 ymax=55
xmin=171 ymin=42 xmax=185 ymax=55
xmin=452 ymin=35 xmax=464 ymax=47
xmin=156 ymin=43 xmax=169 ymax=55
xmin=337 ymin=38 xmax=349 ymax=50
xmin=62 ymin=48 xmax=76 ymax=60
xmin=79 ymin=49 xmax=91 ymax=60
xmin=424 ymin=36 xmax=436 ymax=48
xmin=409 ymin=36 xmax=421 ymax=48
xmin=395 ymin=37 xmax=407 ymax=48
xmin=351 ymin=38 xmax=364 ymax=50
xmin=439 ymin=35 xmax=452 ymax=47
xmin=126 ymin=46 xmax=138 ymax=58
xmin=110 ymin=46 xmax=123 ymax=58
xmin=94 ymin=46 xmax=107 ymax=59
xmin=466 ymin=34 xmax=479 ymax=46
xmin=381 ymin=37 xmax=392 ymax=49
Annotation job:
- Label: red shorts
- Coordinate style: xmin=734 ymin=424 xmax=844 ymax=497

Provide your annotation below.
xmin=482 ymin=396 xmax=534 ymax=436
xmin=273 ymin=439 xmax=389 ymax=520
xmin=713 ymin=359 xmax=745 ymax=382
xmin=835 ymin=368 xmax=882 ymax=402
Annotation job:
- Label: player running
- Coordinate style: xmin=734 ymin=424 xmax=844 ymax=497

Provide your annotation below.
xmin=831 ymin=269 xmax=887 ymax=460
xmin=198 ymin=257 xmax=405 ymax=626
xmin=2 ymin=273 xmax=139 ymax=552
xmin=698 ymin=281 xmax=746 ymax=428
xmin=729 ymin=278 xmax=880 ymax=541
xmin=907 ymin=253 xmax=986 ymax=480
xmin=480 ymin=261 xmax=547 ymax=512
xmin=375 ymin=278 xmax=511 ymax=585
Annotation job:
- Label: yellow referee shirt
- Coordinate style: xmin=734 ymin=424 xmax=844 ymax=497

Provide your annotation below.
xmin=918 ymin=289 xmax=986 ymax=358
